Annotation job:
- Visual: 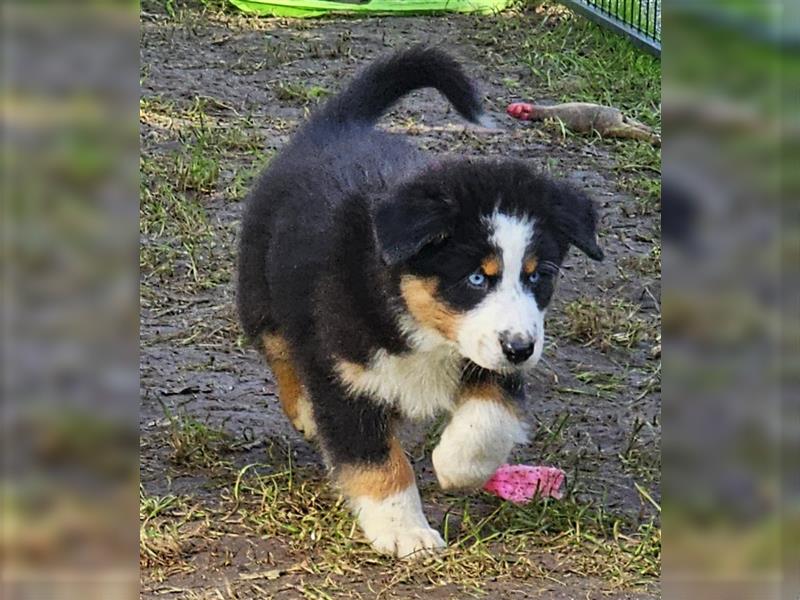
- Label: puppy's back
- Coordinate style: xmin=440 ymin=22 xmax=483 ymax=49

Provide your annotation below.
xmin=237 ymin=47 xmax=487 ymax=341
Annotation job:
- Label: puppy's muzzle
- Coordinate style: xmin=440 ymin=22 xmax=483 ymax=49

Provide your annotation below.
xmin=499 ymin=333 xmax=534 ymax=365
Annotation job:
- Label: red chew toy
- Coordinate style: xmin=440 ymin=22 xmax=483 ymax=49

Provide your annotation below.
xmin=483 ymin=464 xmax=565 ymax=504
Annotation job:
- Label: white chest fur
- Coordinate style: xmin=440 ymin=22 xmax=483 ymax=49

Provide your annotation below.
xmin=337 ymin=339 xmax=462 ymax=421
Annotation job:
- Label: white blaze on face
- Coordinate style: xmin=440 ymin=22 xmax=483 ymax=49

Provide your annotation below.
xmin=457 ymin=212 xmax=545 ymax=371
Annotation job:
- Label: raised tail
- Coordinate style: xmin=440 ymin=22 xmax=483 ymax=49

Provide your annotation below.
xmin=315 ymin=46 xmax=490 ymax=127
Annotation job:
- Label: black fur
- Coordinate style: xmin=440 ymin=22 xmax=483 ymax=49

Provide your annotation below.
xmin=236 ymin=47 xmax=602 ymax=469
xmin=381 ymin=159 xmax=603 ymax=311
xmin=317 ymin=45 xmax=486 ymax=127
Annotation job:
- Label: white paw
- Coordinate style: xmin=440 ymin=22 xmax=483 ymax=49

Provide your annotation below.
xmin=432 ymin=398 xmax=528 ymax=490
xmin=352 ymin=486 xmax=444 ymax=558
xmin=369 ymin=526 xmax=446 ymax=558
xmin=432 ymin=444 xmax=498 ymax=490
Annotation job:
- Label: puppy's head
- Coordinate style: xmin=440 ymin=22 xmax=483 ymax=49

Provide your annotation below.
xmin=375 ymin=159 xmax=603 ymax=372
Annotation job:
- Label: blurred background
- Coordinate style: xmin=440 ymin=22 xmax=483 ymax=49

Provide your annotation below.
xmin=662 ymin=1 xmax=798 ymax=598
xmin=0 ymin=0 xmax=796 ymax=598
xmin=2 ymin=2 xmax=140 ymax=599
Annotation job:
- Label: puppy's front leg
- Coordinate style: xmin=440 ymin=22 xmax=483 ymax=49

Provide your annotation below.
xmin=315 ymin=385 xmax=444 ymax=558
xmin=432 ymin=382 xmax=527 ymax=490
xmin=338 ymin=436 xmax=444 ymax=558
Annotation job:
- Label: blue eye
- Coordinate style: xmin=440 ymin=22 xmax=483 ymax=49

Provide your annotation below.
xmin=468 ymin=272 xmax=486 ymax=287
xmin=528 ymin=272 xmax=540 ymax=284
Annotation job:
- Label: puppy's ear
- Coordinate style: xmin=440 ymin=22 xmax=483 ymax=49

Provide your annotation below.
xmin=550 ymin=183 xmax=604 ymax=261
xmin=374 ymin=183 xmax=458 ymax=265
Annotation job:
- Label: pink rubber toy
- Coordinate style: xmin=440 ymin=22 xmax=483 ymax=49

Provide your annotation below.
xmin=483 ymin=464 xmax=565 ymax=503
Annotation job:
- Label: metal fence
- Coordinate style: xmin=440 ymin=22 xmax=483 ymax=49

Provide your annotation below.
xmin=561 ymin=0 xmax=661 ymax=56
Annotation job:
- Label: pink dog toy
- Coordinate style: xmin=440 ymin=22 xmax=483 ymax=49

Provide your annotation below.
xmin=483 ymin=464 xmax=566 ymax=503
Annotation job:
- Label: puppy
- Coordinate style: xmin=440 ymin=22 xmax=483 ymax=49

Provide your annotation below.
xmin=237 ymin=47 xmax=603 ymax=558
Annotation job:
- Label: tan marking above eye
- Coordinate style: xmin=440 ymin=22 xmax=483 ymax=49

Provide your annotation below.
xmin=523 ymin=256 xmax=539 ymax=275
xmin=480 ymin=255 xmax=501 ymax=277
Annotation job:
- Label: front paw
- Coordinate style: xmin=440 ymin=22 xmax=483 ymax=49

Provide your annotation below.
xmin=353 ymin=485 xmax=445 ymax=558
xmin=369 ymin=526 xmax=446 ymax=559
xmin=431 ymin=399 xmax=528 ymax=491
xmin=432 ymin=444 xmax=498 ymax=490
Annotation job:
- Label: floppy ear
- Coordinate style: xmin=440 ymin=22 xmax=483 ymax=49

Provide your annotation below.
xmin=374 ymin=182 xmax=459 ymax=265
xmin=549 ymin=183 xmax=604 ymax=261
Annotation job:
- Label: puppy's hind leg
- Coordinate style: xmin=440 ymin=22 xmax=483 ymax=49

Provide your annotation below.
xmin=261 ymin=333 xmax=317 ymax=439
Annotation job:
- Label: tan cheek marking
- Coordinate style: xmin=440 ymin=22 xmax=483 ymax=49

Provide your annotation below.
xmin=262 ymin=334 xmax=303 ymax=421
xmin=400 ymin=276 xmax=462 ymax=341
xmin=481 ymin=256 xmax=501 ymax=277
xmin=523 ymin=256 xmax=539 ymax=275
xmin=457 ymin=382 xmax=521 ymax=418
xmin=338 ymin=437 xmax=414 ymax=500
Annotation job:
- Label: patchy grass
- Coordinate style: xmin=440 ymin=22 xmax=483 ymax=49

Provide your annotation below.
xmin=479 ymin=2 xmax=661 ymax=127
xmin=140 ymin=488 xmax=209 ymax=569
xmin=160 ymin=403 xmax=233 ymax=468
xmin=140 ymin=157 xmax=211 ymax=236
xmin=615 ymin=140 xmax=661 ymax=214
xmin=140 ymin=95 xmax=265 ymax=300
xmin=174 ymin=143 xmax=220 ymax=193
xmin=530 ymin=411 xmax=572 ymax=465
xmin=140 ymin=424 xmax=659 ymax=594
xmin=560 ymin=298 xmax=652 ymax=351
xmin=573 ymin=369 xmax=628 ymax=399
xmin=140 ymin=95 xmax=266 ymax=158
xmin=618 ymin=416 xmax=661 ymax=482
xmin=305 ymin=31 xmax=353 ymax=60
xmin=140 ymin=151 xmax=215 ymax=289
xmin=275 ymin=82 xmax=331 ymax=105
xmin=618 ymin=242 xmax=661 ymax=280
xmin=143 ymin=0 xmax=233 ymax=18
xmin=225 ymin=152 xmax=273 ymax=201
xmin=614 ymin=137 xmax=661 ymax=173
xmin=204 ymin=451 xmax=660 ymax=594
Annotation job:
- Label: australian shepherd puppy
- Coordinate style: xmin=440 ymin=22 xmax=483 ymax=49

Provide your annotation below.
xmin=237 ymin=47 xmax=603 ymax=558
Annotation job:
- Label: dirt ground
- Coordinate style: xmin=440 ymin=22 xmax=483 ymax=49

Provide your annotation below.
xmin=140 ymin=3 xmax=661 ymax=598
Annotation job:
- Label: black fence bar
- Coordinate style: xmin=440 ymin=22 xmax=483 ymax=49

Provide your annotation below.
xmin=561 ymin=0 xmax=661 ymax=57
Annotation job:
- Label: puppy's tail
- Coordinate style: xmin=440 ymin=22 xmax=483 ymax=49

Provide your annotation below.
xmin=316 ymin=46 xmax=490 ymax=127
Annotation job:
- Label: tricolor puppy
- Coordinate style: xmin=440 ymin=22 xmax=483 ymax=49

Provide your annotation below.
xmin=237 ymin=47 xmax=603 ymax=558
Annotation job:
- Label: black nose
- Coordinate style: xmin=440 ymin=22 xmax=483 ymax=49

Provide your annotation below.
xmin=499 ymin=334 xmax=534 ymax=364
